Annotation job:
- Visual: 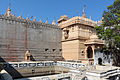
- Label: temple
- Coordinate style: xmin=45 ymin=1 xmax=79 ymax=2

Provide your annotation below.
xmin=0 ymin=7 xmax=118 ymax=80
xmin=58 ymin=12 xmax=104 ymax=65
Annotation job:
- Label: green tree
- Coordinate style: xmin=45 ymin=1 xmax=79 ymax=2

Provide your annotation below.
xmin=95 ymin=0 xmax=120 ymax=66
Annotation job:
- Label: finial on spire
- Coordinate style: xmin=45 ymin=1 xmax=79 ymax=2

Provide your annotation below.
xmin=8 ymin=0 xmax=11 ymax=9
xmin=40 ymin=16 xmax=42 ymax=23
xmin=82 ymin=5 xmax=87 ymax=18
xmin=83 ymin=5 xmax=86 ymax=14
xmin=77 ymin=10 xmax=80 ymax=16
xmin=45 ymin=17 xmax=48 ymax=24
xmin=52 ymin=17 xmax=56 ymax=25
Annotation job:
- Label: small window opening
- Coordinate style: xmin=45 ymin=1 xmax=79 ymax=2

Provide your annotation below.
xmin=66 ymin=30 xmax=69 ymax=34
xmin=82 ymin=50 xmax=84 ymax=53
xmin=59 ymin=49 xmax=62 ymax=51
xmin=45 ymin=49 xmax=49 ymax=51
xmin=53 ymin=49 xmax=56 ymax=52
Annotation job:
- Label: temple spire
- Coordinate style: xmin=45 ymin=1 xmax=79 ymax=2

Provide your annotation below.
xmin=33 ymin=17 xmax=36 ymax=21
xmin=52 ymin=17 xmax=56 ymax=25
xmin=5 ymin=6 xmax=12 ymax=16
xmin=40 ymin=16 xmax=42 ymax=23
xmin=45 ymin=18 xmax=48 ymax=24
xmin=52 ymin=19 xmax=56 ymax=25
xmin=77 ymin=10 xmax=80 ymax=16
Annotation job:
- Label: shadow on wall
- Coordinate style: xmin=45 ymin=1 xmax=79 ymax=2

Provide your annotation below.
xmin=30 ymin=55 xmax=36 ymax=61
xmin=0 ymin=56 xmax=23 ymax=79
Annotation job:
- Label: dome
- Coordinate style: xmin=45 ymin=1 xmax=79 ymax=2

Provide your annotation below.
xmin=85 ymin=34 xmax=104 ymax=45
xmin=60 ymin=15 xmax=69 ymax=19
xmin=58 ymin=15 xmax=69 ymax=23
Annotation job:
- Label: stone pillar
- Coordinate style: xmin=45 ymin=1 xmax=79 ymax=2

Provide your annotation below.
xmin=91 ymin=45 xmax=95 ymax=59
xmin=85 ymin=46 xmax=88 ymax=59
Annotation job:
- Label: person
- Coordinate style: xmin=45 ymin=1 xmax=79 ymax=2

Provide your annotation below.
xmin=25 ymin=50 xmax=31 ymax=61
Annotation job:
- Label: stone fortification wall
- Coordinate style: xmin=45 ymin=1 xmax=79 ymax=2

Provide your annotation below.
xmin=0 ymin=15 xmax=62 ymax=62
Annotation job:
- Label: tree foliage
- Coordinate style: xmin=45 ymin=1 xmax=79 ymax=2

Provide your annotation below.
xmin=95 ymin=0 xmax=120 ymax=66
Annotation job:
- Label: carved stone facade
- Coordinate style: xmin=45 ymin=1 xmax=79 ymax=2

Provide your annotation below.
xmin=0 ymin=7 xmax=105 ymax=65
xmin=58 ymin=15 xmax=104 ymax=65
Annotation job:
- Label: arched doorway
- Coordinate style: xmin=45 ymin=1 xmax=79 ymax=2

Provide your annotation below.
xmin=98 ymin=58 xmax=102 ymax=65
xmin=87 ymin=46 xmax=93 ymax=58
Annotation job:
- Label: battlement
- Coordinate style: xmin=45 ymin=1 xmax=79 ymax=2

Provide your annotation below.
xmin=0 ymin=7 xmax=62 ymax=62
xmin=0 ymin=14 xmax=60 ymax=30
xmin=0 ymin=7 xmax=58 ymax=29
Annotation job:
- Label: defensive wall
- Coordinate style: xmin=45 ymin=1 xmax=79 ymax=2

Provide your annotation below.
xmin=0 ymin=14 xmax=62 ymax=62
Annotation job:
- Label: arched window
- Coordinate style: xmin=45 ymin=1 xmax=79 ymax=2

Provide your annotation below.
xmin=87 ymin=46 xmax=93 ymax=58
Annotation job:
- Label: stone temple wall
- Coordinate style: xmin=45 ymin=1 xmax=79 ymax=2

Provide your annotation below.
xmin=0 ymin=15 xmax=62 ymax=62
xmin=94 ymin=49 xmax=113 ymax=65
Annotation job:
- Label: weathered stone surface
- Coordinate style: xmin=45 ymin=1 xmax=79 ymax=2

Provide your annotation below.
xmin=0 ymin=14 xmax=62 ymax=62
xmin=58 ymin=15 xmax=97 ymax=62
xmin=58 ymin=15 xmax=104 ymax=65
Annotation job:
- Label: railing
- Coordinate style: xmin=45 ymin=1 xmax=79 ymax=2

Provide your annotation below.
xmin=2 ymin=61 xmax=86 ymax=69
xmin=57 ymin=61 xmax=86 ymax=69
xmin=3 ymin=61 xmax=56 ymax=69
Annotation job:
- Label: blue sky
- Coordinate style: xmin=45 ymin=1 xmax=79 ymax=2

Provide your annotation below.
xmin=0 ymin=0 xmax=114 ymax=24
